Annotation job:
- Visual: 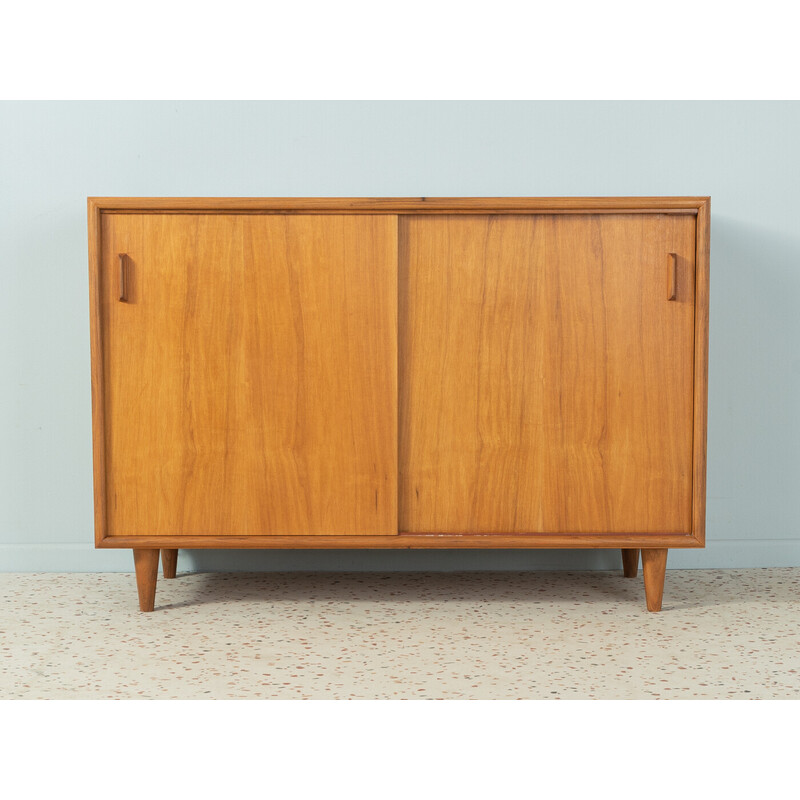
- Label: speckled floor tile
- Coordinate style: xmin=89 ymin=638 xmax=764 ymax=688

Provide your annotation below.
xmin=1 ymin=569 xmax=798 ymax=699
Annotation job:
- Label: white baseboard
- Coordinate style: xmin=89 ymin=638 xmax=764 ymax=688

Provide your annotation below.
xmin=1 ymin=540 xmax=798 ymax=572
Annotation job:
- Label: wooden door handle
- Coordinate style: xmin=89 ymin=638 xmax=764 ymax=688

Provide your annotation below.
xmin=667 ymin=253 xmax=677 ymax=301
xmin=119 ymin=254 xmax=127 ymax=302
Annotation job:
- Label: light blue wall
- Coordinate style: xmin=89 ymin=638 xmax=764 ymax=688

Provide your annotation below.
xmin=1 ymin=101 xmax=798 ymax=572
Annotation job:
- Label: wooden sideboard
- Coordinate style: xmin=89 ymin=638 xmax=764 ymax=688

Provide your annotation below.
xmin=88 ymin=197 xmax=710 ymax=611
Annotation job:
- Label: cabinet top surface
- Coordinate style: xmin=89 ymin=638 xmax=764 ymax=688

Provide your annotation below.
xmin=88 ymin=197 xmax=710 ymax=214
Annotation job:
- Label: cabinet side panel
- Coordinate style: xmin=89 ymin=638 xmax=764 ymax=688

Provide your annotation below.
xmin=100 ymin=213 xmax=398 ymax=537
xmin=88 ymin=202 xmax=107 ymax=545
xmin=692 ymin=200 xmax=711 ymax=543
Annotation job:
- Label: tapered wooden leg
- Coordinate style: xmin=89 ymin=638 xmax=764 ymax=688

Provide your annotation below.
xmin=161 ymin=549 xmax=178 ymax=579
xmin=133 ymin=549 xmax=160 ymax=612
xmin=621 ymin=548 xmax=640 ymax=578
xmin=641 ymin=548 xmax=668 ymax=612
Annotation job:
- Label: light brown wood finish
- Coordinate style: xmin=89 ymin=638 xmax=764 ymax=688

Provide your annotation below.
xmin=161 ymin=549 xmax=178 ymax=579
xmin=621 ymin=548 xmax=640 ymax=578
xmin=399 ymin=214 xmax=696 ymax=534
xmin=88 ymin=201 xmax=107 ymax=546
xmin=100 ymin=533 xmax=699 ymax=549
xmin=88 ymin=198 xmax=710 ymax=612
xmin=692 ymin=198 xmax=711 ymax=545
xmin=89 ymin=197 xmax=707 ymax=214
xmin=99 ymin=213 xmax=397 ymax=537
xmin=133 ymin=548 xmax=160 ymax=612
xmin=641 ymin=548 xmax=668 ymax=611
xmin=90 ymin=196 xmax=710 ymax=549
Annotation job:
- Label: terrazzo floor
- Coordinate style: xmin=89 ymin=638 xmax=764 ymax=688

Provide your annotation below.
xmin=1 ymin=569 xmax=798 ymax=699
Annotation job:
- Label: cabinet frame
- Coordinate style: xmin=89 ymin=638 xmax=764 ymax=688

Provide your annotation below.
xmin=88 ymin=196 xmax=710 ymax=551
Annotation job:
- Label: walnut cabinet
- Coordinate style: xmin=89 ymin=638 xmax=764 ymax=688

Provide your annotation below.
xmin=88 ymin=197 xmax=710 ymax=612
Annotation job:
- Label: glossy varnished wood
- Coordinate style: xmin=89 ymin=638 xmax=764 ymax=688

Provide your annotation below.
xmin=161 ymin=549 xmax=178 ymax=579
xmin=399 ymin=214 xmax=696 ymax=534
xmin=98 ymin=213 xmax=397 ymax=537
xmin=641 ymin=548 xmax=669 ymax=612
xmin=621 ymin=548 xmax=640 ymax=578
xmin=133 ymin=548 xmax=159 ymax=612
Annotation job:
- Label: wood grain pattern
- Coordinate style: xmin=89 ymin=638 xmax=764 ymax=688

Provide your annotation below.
xmin=641 ymin=548 xmax=668 ymax=612
xmin=88 ymin=198 xmax=710 ymax=558
xmin=99 ymin=213 xmax=397 ymax=537
xmin=89 ymin=197 xmax=708 ymax=214
xmin=399 ymin=214 xmax=696 ymax=534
